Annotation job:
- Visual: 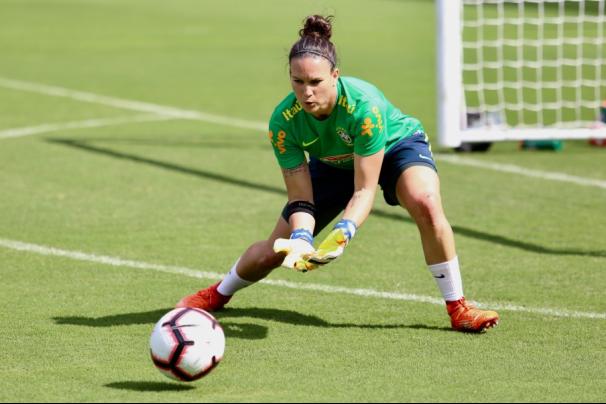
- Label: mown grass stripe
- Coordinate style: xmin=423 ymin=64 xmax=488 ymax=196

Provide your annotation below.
xmin=0 ymin=77 xmax=267 ymax=131
xmin=0 ymin=114 xmax=173 ymax=139
xmin=1 ymin=76 xmax=604 ymax=191
xmin=1 ymin=238 xmax=604 ymax=320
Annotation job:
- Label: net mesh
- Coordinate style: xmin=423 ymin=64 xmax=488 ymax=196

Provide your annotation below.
xmin=462 ymin=0 xmax=606 ymax=129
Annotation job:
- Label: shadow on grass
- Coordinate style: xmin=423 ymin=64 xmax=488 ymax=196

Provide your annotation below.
xmin=53 ymin=307 xmax=452 ymax=338
xmin=105 ymin=381 xmax=195 ymax=392
xmin=404 ymin=324 xmax=453 ymax=332
xmin=219 ymin=307 xmax=417 ymax=330
xmin=47 ymin=138 xmax=606 ymax=259
xmin=371 ymin=209 xmax=606 ymax=259
xmin=54 ymin=136 xmax=268 ymax=150
xmin=53 ymin=308 xmax=268 ymax=340
xmin=46 ymin=138 xmax=284 ymax=197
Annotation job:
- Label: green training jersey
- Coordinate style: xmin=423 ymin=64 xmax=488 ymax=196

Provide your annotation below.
xmin=268 ymin=76 xmax=425 ymax=170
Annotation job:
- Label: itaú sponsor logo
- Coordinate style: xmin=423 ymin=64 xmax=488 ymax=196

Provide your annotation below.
xmin=281 ymin=101 xmax=303 ymax=121
xmin=319 ymin=153 xmax=354 ymax=164
xmin=337 ymin=95 xmax=356 ymax=114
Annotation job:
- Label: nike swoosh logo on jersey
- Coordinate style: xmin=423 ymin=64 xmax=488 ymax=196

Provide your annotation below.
xmin=302 ymin=137 xmax=320 ymax=147
xmin=418 ymin=154 xmax=433 ymax=161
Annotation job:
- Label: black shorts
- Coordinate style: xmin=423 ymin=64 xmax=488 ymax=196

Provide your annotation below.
xmin=282 ymin=131 xmax=437 ymax=236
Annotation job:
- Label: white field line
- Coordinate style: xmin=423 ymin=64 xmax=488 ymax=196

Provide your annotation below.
xmin=1 ymin=76 xmax=604 ymax=191
xmin=1 ymin=238 xmax=604 ymax=320
xmin=0 ymin=114 xmax=174 ymax=139
xmin=0 ymin=77 xmax=267 ymax=132
xmin=436 ymin=154 xmax=606 ymax=190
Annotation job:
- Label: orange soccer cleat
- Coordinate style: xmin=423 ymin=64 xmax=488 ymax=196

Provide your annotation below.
xmin=446 ymin=297 xmax=499 ymax=333
xmin=175 ymin=282 xmax=232 ymax=312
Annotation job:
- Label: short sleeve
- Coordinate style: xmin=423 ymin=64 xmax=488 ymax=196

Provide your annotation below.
xmin=268 ymin=121 xmax=306 ymax=169
xmin=353 ymin=102 xmax=388 ymax=156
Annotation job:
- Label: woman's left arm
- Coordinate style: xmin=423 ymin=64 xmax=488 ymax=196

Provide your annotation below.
xmin=342 ymin=149 xmax=385 ymax=227
xmin=302 ymin=149 xmax=385 ymax=270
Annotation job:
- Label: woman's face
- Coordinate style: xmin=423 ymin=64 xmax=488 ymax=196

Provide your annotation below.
xmin=290 ymin=56 xmax=339 ymax=119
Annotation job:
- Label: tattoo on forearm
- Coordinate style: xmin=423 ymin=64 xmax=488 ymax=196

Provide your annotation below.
xmin=282 ymin=163 xmax=308 ymax=177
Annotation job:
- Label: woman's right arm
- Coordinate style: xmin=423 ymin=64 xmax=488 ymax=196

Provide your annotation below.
xmin=281 ymin=162 xmax=315 ymax=235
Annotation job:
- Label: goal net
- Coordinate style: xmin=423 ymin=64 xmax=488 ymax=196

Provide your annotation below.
xmin=437 ymin=0 xmax=606 ymax=147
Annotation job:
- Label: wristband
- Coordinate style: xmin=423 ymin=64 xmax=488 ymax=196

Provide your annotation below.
xmin=290 ymin=228 xmax=314 ymax=245
xmin=334 ymin=219 xmax=357 ymax=241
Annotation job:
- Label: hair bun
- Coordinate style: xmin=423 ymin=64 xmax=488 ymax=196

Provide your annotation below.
xmin=299 ymin=15 xmax=333 ymax=40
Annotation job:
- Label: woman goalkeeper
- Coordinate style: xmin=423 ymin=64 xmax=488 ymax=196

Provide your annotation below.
xmin=178 ymin=15 xmax=499 ymax=332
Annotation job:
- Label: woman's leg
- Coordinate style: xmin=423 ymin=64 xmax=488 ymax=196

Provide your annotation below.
xmin=395 ymin=165 xmax=499 ymax=332
xmin=175 ymin=215 xmax=290 ymax=311
xmin=227 ymin=215 xmax=291 ymax=283
xmin=177 ymin=159 xmax=353 ymax=310
xmin=394 ymin=165 xmax=455 ymax=265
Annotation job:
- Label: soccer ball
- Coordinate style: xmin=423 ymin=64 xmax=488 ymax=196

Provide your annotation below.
xmin=150 ymin=308 xmax=225 ymax=382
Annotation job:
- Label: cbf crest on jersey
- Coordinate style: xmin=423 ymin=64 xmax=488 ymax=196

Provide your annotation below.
xmin=336 ymin=127 xmax=353 ymax=146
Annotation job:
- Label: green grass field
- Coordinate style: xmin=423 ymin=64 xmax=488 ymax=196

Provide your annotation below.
xmin=1 ymin=0 xmax=605 ymax=402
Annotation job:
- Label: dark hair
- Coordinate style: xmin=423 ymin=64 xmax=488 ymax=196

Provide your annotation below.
xmin=289 ymin=15 xmax=337 ymax=69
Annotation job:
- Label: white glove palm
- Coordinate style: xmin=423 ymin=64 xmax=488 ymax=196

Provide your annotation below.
xmin=273 ymin=237 xmax=316 ymax=272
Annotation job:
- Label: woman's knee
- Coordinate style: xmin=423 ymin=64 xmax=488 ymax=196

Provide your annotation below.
xmin=406 ymin=191 xmax=446 ymax=227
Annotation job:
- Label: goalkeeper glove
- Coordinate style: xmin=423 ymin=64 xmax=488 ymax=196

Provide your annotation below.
xmin=273 ymin=229 xmax=317 ymax=272
xmin=306 ymin=219 xmax=357 ymax=268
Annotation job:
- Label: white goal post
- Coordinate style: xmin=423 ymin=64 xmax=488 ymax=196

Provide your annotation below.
xmin=437 ymin=0 xmax=606 ymax=148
